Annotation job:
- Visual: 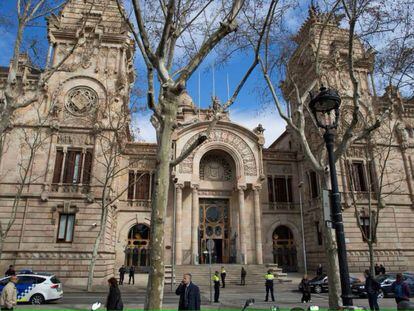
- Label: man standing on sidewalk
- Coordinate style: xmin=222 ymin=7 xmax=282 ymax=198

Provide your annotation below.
xmin=0 ymin=275 xmax=17 ymax=310
xmin=220 ymin=266 xmax=227 ymax=288
xmin=264 ymin=270 xmax=275 ymax=302
xmin=175 ymin=273 xmax=201 ymax=310
xmin=118 ymin=265 xmax=126 ymax=285
xmin=365 ymin=270 xmax=380 ymax=311
xmin=128 ymin=266 xmax=135 ymax=285
xmin=213 ymin=271 xmax=220 ymax=303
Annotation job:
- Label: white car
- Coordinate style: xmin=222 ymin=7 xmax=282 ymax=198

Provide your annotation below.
xmin=0 ymin=273 xmax=63 ymax=304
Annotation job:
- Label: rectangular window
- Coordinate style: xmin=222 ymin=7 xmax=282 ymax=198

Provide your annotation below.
xmin=274 ymin=176 xmax=293 ymax=203
xmin=267 ymin=176 xmax=274 ymax=203
xmin=128 ymin=171 xmax=151 ymax=200
xmin=52 ymin=149 xmax=93 ymax=185
xmin=309 ymin=171 xmax=319 ymax=198
xmin=315 ymin=221 xmax=323 ymax=246
xmin=349 ymin=162 xmax=367 ymax=192
xmin=57 ymin=214 xmax=75 ymax=242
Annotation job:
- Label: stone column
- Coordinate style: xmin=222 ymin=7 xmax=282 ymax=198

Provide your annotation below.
xmin=175 ymin=184 xmax=183 ymax=265
xmin=238 ymin=186 xmax=247 ymax=264
xmin=191 ymin=184 xmax=199 ymax=264
xmin=253 ymin=186 xmax=263 ymax=264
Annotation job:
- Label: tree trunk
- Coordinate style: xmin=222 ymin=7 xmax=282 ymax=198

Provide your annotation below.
xmin=0 ymin=234 xmax=5 ymax=261
xmin=368 ymin=241 xmax=375 ymax=277
xmin=144 ymin=97 xmax=178 ymax=310
xmin=87 ymin=207 xmax=109 ymax=292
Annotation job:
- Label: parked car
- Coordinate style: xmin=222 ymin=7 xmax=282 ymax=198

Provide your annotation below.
xmin=298 ymin=274 xmax=361 ymax=294
xmin=0 ymin=273 xmax=63 ymax=304
xmin=352 ymin=273 xmax=414 ymax=299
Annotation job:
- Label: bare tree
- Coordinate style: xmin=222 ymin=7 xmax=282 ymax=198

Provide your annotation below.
xmin=115 ymin=0 xmax=279 ymax=309
xmin=0 ymin=107 xmax=51 ymax=259
xmin=256 ymin=0 xmax=412 ymax=308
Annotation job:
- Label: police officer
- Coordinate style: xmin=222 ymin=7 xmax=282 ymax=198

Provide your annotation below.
xmin=220 ymin=266 xmax=227 ymax=288
xmin=213 ymin=271 xmax=220 ymax=303
xmin=264 ymin=269 xmax=275 ymax=302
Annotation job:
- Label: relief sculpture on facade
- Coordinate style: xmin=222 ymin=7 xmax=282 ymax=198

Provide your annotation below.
xmin=179 ymin=129 xmax=257 ymax=176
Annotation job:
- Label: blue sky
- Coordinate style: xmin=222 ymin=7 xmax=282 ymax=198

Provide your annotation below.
xmin=0 ymin=0 xmax=312 ymax=147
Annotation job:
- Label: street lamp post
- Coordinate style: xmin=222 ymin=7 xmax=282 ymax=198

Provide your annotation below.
xmin=309 ymin=86 xmax=353 ymax=306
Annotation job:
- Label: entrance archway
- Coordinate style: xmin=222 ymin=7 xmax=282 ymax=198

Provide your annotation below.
xmin=272 ymin=225 xmax=297 ymax=272
xmin=125 ymin=224 xmax=150 ymax=269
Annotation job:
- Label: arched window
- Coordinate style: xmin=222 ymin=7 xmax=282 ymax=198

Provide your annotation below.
xmin=125 ymin=224 xmax=150 ymax=267
xmin=199 ymin=151 xmax=234 ymax=181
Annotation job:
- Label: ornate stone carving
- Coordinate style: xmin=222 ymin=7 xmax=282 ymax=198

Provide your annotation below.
xmin=57 ymin=133 xmax=94 ymax=146
xmin=129 ymin=158 xmax=156 ymax=170
xmin=179 ymin=129 xmax=257 ymax=176
xmin=200 ymin=154 xmax=233 ymax=181
xmin=65 ymin=86 xmax=98 ymax=116
xmin=267 ymin=164 xmax=292 ymax=175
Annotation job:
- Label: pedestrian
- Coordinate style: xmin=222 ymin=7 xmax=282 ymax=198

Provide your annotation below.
xmin=300 ymin=275 xmax=311 ymax=303
xmin=118 ymin=265 xmax=126 ymax=285
xmin=379 ymin=264 xmax=386 ymax=275
xmin=264 ymin=269 xmax=275 ymax=302
xmin=241 ymin=267 xmax=246 ymax=286
xmin=213 ymin=271 xmax=220 ymax=303
xmin=175 ymin=273 xmax=201 ymax=310
xmin=0 ymin=275 xmax=17 ymax=311
xmin=374 ymin=264 xmax=380 ymax=276
xmin=316 ymin=264 xmax=323 ymax=277
xmin=364 ymin=269 xmax=380 ymax=311
xmin=128 ymin=266 xmax=135 ymax=285
xmin=392 ymin=273 xmax=410 ymax=305
xmin=106 ymin=277 xmax=123 ymax=311
xmin=220 ymin=266 xmax=227 ymax=288
xmin=4 ymin=266 xmax=15 ymax=277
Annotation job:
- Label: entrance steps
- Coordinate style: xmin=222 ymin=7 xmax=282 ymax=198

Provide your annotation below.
xmin=171 ymin=264 xmax=288 ymax=286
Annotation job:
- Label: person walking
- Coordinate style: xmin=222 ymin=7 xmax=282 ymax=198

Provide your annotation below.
xmin=300 ymin=275 xmax=311 ymax=303
xmin=241 ymin=267 xmax=246 ymax=286
xmin=106 ymin=277 xmax=123 ymax=311
xmin=316 ymin=264 xmax=323 ymax=277
xmin=374 ymin=264 xmax=380 ymax=276
xmin=118 ymin=265 xmax=126 ymax=285
xmin=4 ymin=266 xmax=15 ymax=277
xmin=365 ymin=269 xmax=380 ymax=311
xmin=392 ymin=273 xmax=410 ymax=305
xmin=264 ymin=270 xmax=275 ymax=302
xmin=128 ymin=266 xmax=135 ymax=285
xmin=0 ymin=275 xmax=17 ymax=311
xmin=220 ymin=266 xmax=227 ymax=288
xmin=213 ymin=271 xmax=220 ymax=303
xmin=379 ymin=264 xmax=386 ymax=275
xmin=175 ymin=273 xmax=201 ymax=310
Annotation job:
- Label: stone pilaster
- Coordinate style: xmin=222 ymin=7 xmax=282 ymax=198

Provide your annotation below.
xmin=238 ymin=186 xmax=247 ymax=264
xmin=191 ymin=184 xmax=199 ymax=264
xmin=253 ymin=186 xmax=263 ymax=264
xmin=175 ymin=184 xmax=183 ymax=265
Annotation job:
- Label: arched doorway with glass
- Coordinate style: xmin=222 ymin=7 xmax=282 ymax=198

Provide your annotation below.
xmin=272 ymin=225 xmax=298 ymax=272
xmin=125 ymin=223 xmax=150 ymax=270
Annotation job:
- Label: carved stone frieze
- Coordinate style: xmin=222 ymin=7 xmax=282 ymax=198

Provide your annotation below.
xmin=179 ymin=129 xmax=257 ymax=176
xmin=129 ymin=158 xmax=156 ymax=170
xmin=267 ymin=164 xmax=293 ymax=175
xmin=57 ymin=133 xmax=94 ymax=146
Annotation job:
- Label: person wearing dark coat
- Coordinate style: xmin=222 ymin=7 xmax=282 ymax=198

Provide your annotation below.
xmin=241 ymin=267 xmax=246 ymax=286
xmin=392 ymin=273 xmax=410 ymax=305
xmin=316 ymin=264 xmax=323 ymax=277
xmin=365 ymin=270 xmax=380 ymax=311
xmin=118 ymin=265 xmax=126 ymax=285
xmin=106 ymin=277 xmax=124 ymax=311
xmin=300 ymin=275 xmax=311 ymax=303
xmin=4 ymin=266 xmax=15 ymax=277
xmin=128 ymin=266 xmax=135 ymax=285
xmin=175 ymin=273 xmax=201 ymax=310
xmin=379 ymin=264 xmax=386 ymax=275
xmin=374 ymin=264 xmax=380 ymax=276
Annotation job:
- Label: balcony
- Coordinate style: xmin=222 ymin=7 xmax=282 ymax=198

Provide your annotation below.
xmin=127 ymin=199 xmax=151 ymax=209
xmin=266 ymin=202 xmax=299 ymax=210
xmin=51 ymin=183 xmax=90 ymax=194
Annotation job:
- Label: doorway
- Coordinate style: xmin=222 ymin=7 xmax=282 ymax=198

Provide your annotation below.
xmin=272 ymin=225 xmax=298 ymax=272
xmin=199 ymin=198 xmax=230 ymax=264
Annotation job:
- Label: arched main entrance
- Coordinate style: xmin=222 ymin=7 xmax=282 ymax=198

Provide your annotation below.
xmin=272 ymin=225 xmax=297 ymax=272
xmin=125 ymin=224 xmax=150 ymax=269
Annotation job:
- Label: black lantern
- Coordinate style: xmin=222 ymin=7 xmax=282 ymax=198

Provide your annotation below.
xmin=309 ymin=86 xmax=341 ymax=129
xmin=309 ymin=85 xmax=353 ymax=306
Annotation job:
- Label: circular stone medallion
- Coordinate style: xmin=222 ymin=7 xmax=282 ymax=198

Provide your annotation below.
xmin=65 ymin=86 xmax=98 ymax=116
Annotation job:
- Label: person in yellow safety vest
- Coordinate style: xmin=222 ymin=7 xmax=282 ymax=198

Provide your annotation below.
xmin=220 ymin=266 xmax=227 ymax=288
xmin=213 ymin=271 xmax=220 ymax=303
xmin=264 ymin=270 xmax=275 ymax=302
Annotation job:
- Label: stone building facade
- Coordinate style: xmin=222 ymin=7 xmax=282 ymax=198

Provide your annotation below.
xmin=0 ymin=1 xmax=413 ymax=286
